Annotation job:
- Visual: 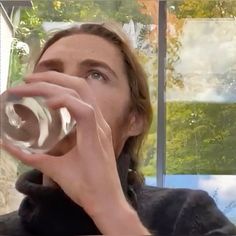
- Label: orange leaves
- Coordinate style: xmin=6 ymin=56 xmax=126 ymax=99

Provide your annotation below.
xmin=138 ymin=0 xmax=158 ymax=24
xmin=138 ymin=0 xmax=158 ymax=44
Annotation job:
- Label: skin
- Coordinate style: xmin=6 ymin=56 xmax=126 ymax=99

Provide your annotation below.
xmin=1 ymin=34 xmax=149 ymax=234
xmin=33 ymin=34 xmax=139 ymax=156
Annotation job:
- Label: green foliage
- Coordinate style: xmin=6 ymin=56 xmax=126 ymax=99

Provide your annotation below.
xmin=142 ymin=0 xmax=236 ymax=175
xmin=167 ymin=102 xmax=236 ymax=174
xmin=95 ymin=0 xmax=151 ymax=23
xmin=9 ymin=0 xmax=152 ymax=86
xmin=169 ymin=0 xmax=236 ymax=18
xmin=141 ymin=132 xmax=157 ymax=176
xmin=164 ymin=0 xmax=236 ymax=174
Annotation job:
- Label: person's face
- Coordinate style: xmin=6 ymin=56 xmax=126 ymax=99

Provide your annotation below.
xmin=34 ymin=34 xmax=142 ymax=157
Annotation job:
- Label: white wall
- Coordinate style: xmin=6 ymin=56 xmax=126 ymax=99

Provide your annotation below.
xmin=0 ymin=3 xmax=13 ymax=93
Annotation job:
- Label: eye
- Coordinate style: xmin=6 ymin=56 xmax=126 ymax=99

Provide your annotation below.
xmin=50 ymin=68 xmax=61 ymax=72
xmin=87 ymin=71 xmax=106 ymax=81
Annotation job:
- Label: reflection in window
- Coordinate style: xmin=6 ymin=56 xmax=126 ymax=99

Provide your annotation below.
xmin=164 ymin=0 xmax=236 ymax=224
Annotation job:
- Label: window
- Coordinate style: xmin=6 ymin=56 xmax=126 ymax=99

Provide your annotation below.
xmin=0 ymin=0 xmax=235 ymax=225
xmin=165 ymin=1 xmax=236 ymax=224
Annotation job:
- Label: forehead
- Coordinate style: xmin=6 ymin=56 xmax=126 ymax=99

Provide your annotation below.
xmin=39 ymin=34 xmax=125 ymax=69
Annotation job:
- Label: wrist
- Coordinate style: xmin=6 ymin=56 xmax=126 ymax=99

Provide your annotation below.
xmin=91 ymin=199 xmax=150 ymax=235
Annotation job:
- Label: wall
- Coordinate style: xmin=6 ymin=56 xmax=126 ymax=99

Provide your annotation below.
xmin=0 ymin=3 xmax=13 ymax=93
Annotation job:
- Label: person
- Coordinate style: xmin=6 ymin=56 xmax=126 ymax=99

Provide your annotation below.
xmin=0 ymin=22 xmax=236 ymax=236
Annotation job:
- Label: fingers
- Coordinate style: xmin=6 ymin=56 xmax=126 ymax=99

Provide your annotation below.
xmin=0 ymin=141 xmax=58 ymax=173
xmin=0 ymin=90 xmax=104 ymax=173
xmin=46 ymin=92 xmax=112 ymax=145
xmin=19 ymin=72 xmax=111 ymax=137
xmin=8 ymin=71 xmax=113 ymax=152
xmin=46 ymin=94 xmax=98 ymax=134
xmin=46 ymin=94 xmax=111 ymax=158
xmin=8 ymin=82 xmax=81 ymax=100
xmin=46 ymin=127 xmax=76 ymax=156
xmin=25 ymin=71 xmax=89 ymax=101
xmin=25 ymin=71 xmax=111 ymax=137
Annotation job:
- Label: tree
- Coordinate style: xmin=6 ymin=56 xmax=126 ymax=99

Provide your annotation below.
xmin=166 ymin=0 xmax=236 ymax=174
xmin=9 ymin=0 xmax=152 ymax=86
xmin=141 ymin=0 xmax=236 ymax=176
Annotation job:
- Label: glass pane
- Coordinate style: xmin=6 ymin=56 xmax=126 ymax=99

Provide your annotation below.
xmin=0 ymin=0 xmax=158 ymax=214
xmin=165 ymin=0 xmax=236 ymax=224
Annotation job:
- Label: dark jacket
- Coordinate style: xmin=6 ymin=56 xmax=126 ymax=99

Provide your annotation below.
xmin=0 ymin=169 xmax=235 ymax=236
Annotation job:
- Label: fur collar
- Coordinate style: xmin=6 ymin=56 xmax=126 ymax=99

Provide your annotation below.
xmin=15 ymin=153 xmax=132 ymax=235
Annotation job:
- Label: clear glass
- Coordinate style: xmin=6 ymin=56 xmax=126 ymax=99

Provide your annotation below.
xmin=0 ymin=91 xmax=75 ymax=154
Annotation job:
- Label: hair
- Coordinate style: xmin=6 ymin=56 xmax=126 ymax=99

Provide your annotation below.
xmin=35 ymin=22 xmax=153 ymax=185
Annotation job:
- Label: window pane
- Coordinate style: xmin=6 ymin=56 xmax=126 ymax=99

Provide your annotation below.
xmin=165 ymin=0 xmax=236 ymax=224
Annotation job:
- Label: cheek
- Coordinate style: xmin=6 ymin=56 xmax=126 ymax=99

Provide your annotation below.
xmin=97 ymin=96 xmax=132 ymax=153
xmin=93 ymin=84 xmax=131 ymax=124
xmin=90 ymin=81 xmax=132 ymax=152
xmin=98 ymin=96 xmax=130 ymax=128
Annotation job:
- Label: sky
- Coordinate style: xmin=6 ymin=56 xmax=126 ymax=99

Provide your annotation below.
xmin=167 ymin=19 xmax=236 ymax=103
xmin=145 ymin=175 xmax=236 ymax=224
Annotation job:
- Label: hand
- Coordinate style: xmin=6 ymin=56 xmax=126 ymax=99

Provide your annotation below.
xmin=1 ymin=71 xmax=126 ymax=216
xmin=1 ymin=71 xmax=150 ymax=234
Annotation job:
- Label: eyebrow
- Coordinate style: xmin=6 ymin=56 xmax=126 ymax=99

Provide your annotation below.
xmin=34 ymin=59 xmax=63 ymax=72
xmin=35 ymin=58 xmax=118 ymax=79
xmin=80 ymin=59 xmax=118 ymax=79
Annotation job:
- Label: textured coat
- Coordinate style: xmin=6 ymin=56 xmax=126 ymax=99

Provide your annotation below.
xmin=0 ymin=169 xmax=235 ymax=236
